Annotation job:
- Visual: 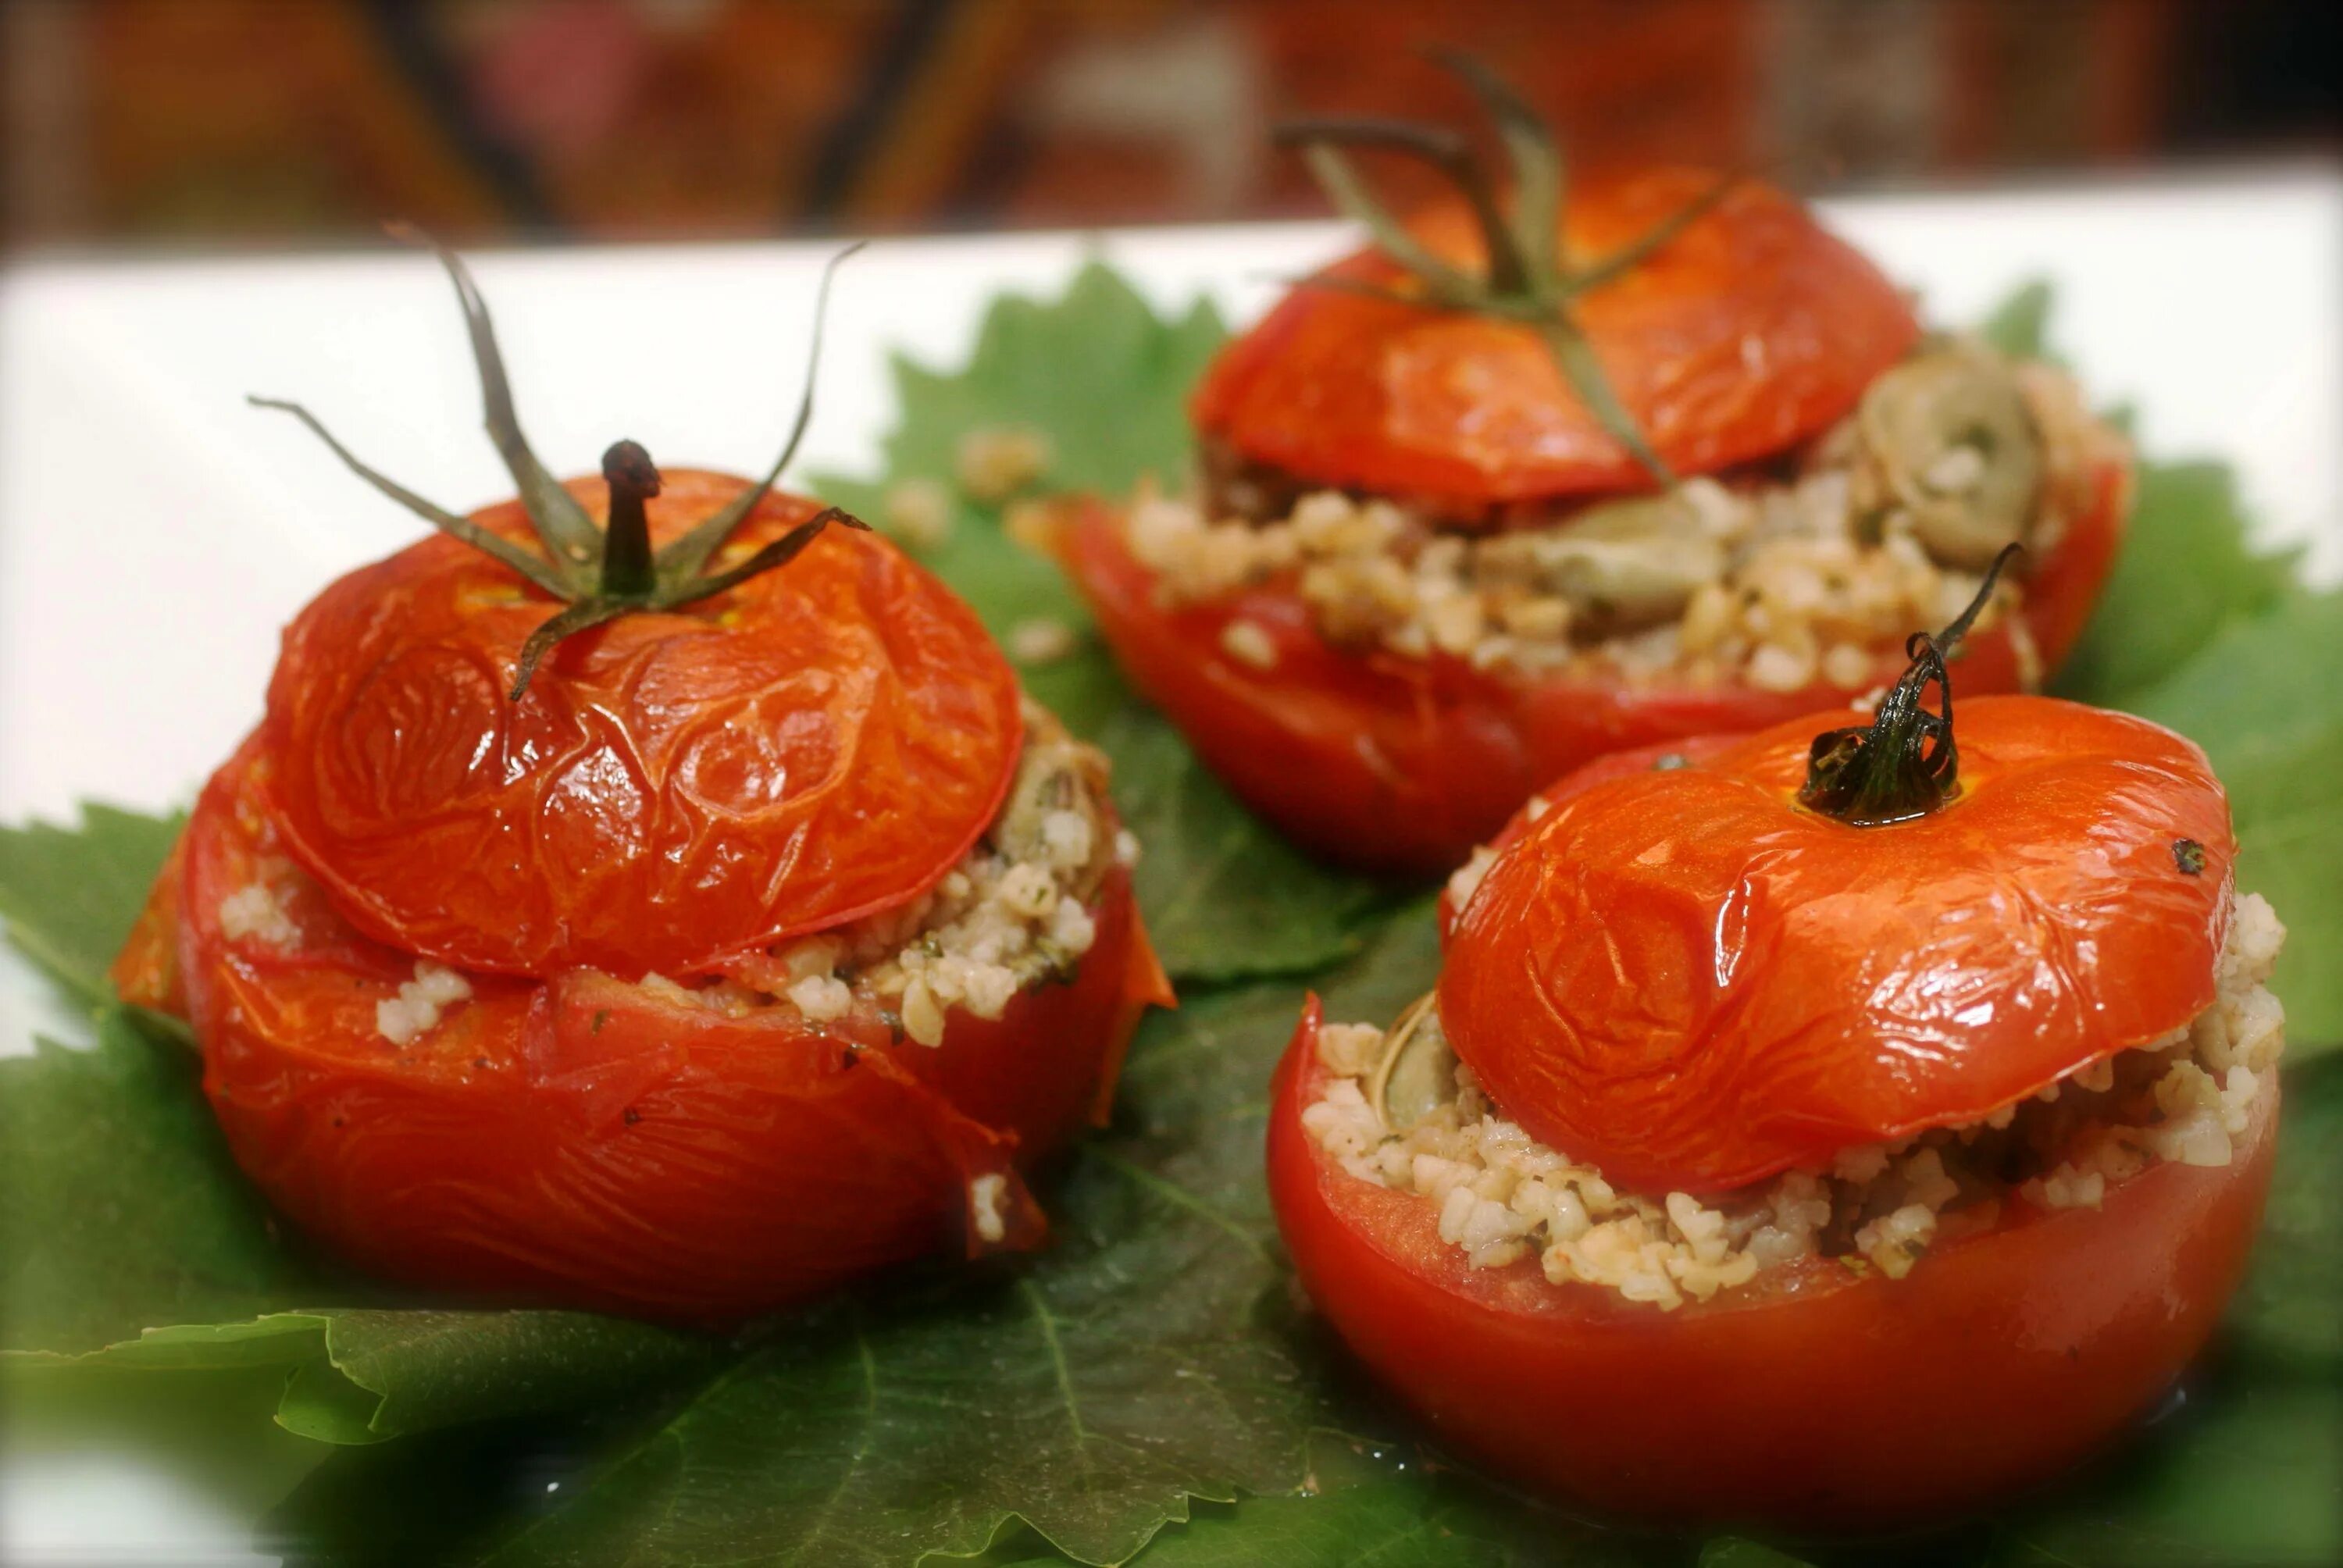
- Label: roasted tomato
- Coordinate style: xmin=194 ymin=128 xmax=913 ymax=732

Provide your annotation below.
xmin=1267 ymin=615 xmax=2287 ymax=1527
xmin=112 ymin=242 xmax=1171 ymax=1323
xmin=1268 ymin=1007 xmax=2276 ymax=1529
xmin=1193 ymin=173 xmax=1920 ymax=514
xmin=1059 ymin=59 xmax=2131 ymax=873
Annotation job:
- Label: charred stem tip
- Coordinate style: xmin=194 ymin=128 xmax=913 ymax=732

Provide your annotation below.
xmin=601 ymin=439 xmax=662 ymax=499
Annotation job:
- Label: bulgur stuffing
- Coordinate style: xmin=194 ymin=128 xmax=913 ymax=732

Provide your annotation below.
xmin=716 ymin=699 xmax=1123 ymax=1046
xmin=881 ymin=476 xmax=955 ymax=551
xmin=376 ymin=961 xmax=473 ymax=1047
xmin=969 ymin=1173 xmax=1011 ymax=1244
xmin=216 ymin=881 xmax=298 ymax=949
xmin=1219 ymin=618 xmax=1278 ymax=671
xmin=1139 ymin=341 xmax=2117 ymax=689
xmin=1303 ymin=893 xmax=2285 ymax=1310
xmin=216 ymin=702 xmax=1125 ymax=1053
xmin=1008 ymin=616 xmax=1079 ymax=666
xmin=955 ymin=425 xmax=1055 ymax=503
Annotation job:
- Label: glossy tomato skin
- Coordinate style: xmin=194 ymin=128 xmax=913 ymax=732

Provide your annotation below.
xmin=1060 ymin=454 xmax=2125 ymax=874
xmin=262 ymin=472 xmax=1023 ymax=979
xmin=158 ymin=736 xmax=1165 ymax=1325
xmin=1268 ymin=1005 xmax=2278 ymax=1530
xmin=1193 ymin=173 xmax=1920 ymax=515
xmin=1440 ymin=695 xmax=2234 ymax=1195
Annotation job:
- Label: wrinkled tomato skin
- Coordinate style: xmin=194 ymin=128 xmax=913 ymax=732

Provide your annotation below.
xmin=1268 ymin=1006 xmax=2278 ymax=1530
xmin=1440 ymin=696 xmax=2234 ymax=1194
xmin=1193 ymin=173 xmax=1920 ymax=513
xmin=1060 ymin=455 xmax=2124 ymax=874
xmin=167 ymin=738 xmax=1161 ymax=1325
xmin=262 ymin=472 xmax=1023 ymax=979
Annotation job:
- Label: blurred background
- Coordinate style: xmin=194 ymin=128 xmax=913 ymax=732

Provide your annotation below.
xmin=3 ymin=0 xmax=2337 ymax=251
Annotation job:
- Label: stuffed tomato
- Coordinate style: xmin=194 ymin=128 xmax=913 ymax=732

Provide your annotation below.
xmin=1267 ymin=579 xmax=2284 ymax=1527
xmin=1059 ymin=59 xmax=2128 ymax=872
xmin=113 ymin=244 xmax=1170 ymax=1324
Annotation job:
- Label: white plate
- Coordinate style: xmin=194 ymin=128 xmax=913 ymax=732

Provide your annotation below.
xmin=3 ymin=172 xmax=2341 ymax=1563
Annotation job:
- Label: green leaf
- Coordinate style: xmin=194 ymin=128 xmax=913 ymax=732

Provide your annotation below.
xmin=1096 ymin=709 xmax=1389 ymax=983
xmin=1696 ymin=1541 xmax=1817 ymax=1568
xmin=2229 ymin=1057 xmax=2343 ymax=1371
xmin=59 ymin=1310 xmax=718 ymax=1445
xmin=0 ymin=978 xmax=711 ymax=1445
xmin=2055 ymin=460 xmax=2298 ymax=706
xmin=1123 ymin=1433 xmax=1645 ymax=1568
xmin=453 ymin=909 xmax=1443 ymax=1568
xmin=1129 ymin=1474 xmax=1566 ymax=1567
xmin=1988 ymin=1384 xmax=2343 ymax=1567
xmin=1 ymin=1010 xmax=305 ymax=1352
xmin=1976 ymin=278 xmax=2056 ymax=360
xmin=0 ymin=804 xmax=181 ymax=1005
xmin=2115 ymin=592 xmax=2343 ymax=1049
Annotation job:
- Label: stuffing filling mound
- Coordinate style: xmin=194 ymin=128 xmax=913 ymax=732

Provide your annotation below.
xmin=678 ymin=700 xmax=1129 ymax=1046
xmin=1302 ymin=893 xmax=2285 ymax=1311
xmin=228 ymin=701 xmax=1131 ymax=1052
xmin=1134 ymin=341 xmax=2120 ymax=690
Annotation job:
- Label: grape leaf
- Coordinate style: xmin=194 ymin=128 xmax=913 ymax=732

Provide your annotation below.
xmin=452 ymin=909 xmax=1443 ymax=1568
xmin=1984 ymin=1382 xmax=2343 ymax=1568
xmin=2227 ymin=1055 xmax=2343 ymax=1373
xmin=1698 ymin=1541 xmax=1820 ymax=1568
xmin=62 ymin=1309 xmax=719 ymax=1445
xmin=1113 ymin=1434 xmax=1644 ymax=1568
xmin=1094 ymin=709 xmax=1389 ymax=984
xmin=2053 ymin=460 xmax=2299 ymax=707
xmin=2114 ymin=591 xmax=2343 ymax=1049
xmin=0 ymin=804 xmax=182 ymax=1006
xmin=2 ymin=1009 xmax=303 ymax=1351
xmin=0 ymin=988 xmax=716 ymax=1445
xmin=1975 ymin=278 xmax=2056 ymax=362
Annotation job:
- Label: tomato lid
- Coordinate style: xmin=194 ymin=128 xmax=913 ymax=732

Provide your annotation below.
xmin=248 ymin=236 xmax=1022 ymax=978
xmin=262 ymin=475 xmax=1019 ymax=977
xmin=1437 ymin=590 xmax=2234 ymax=1193
xmin=1192 ymin=60 xmax=1917 ymax=517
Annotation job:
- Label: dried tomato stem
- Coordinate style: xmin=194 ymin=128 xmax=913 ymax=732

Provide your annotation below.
xmin=256 ymin=234 xmax=871 ymax=704
xmin=1799 ymin=545 xmax=2021 ymax=827
xmin=1274 ymin=53 xmax=1733 ymax=488
xmin=599 ymin=440 xmax=662 ymax=599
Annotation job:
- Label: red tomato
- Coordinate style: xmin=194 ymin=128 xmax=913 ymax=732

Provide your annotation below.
xmin=1439 ymin=695 xmax=2234 ymax=1194
xmin=1058 ymin=454 xmax=2126 ymax=874
xmin=262 ymin=471 xmax=1023 ymax=978
xmin=122 ymin=735 xmax=1168 ymax=1324
xmin=1267 ymin=1005 xmax=2277 ymax=1528
xmin=1192 ymin=172 xmax=1920 ymax=515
